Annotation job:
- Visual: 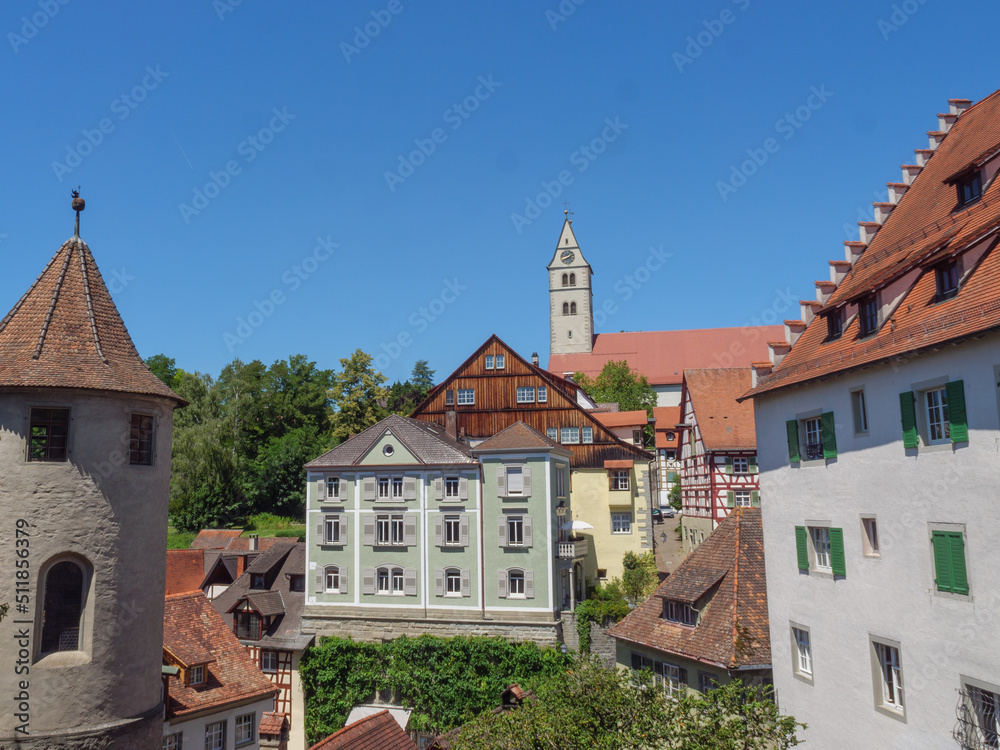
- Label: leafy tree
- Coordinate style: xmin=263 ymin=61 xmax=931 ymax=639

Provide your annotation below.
xmin=330 ymin=350 xmax=388 ymax=443
xmin=669 ymin=481 xmax=682 ymax=511
xmin=145 ymin=353 xmax=179 ymax=389
xmin=621 ymin=550 xmax=659 ymax=606
xmin=574 ymin=360 xmax=656 ymax=442
xmin=386 ymin=380 xmax=426 ymax=416
xmin=411 ymin=359 xmax=435 ymax=392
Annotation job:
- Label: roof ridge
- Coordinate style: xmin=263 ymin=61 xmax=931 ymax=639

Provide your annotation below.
xmin=729 ymin=508 xmax=742 ymax=669
xmin=76 ymin=241 xmax=108 ymax=363
xmin=32 ymin=242 xmax=74 ymax=359
xmin=0 ymin=239 xmax=70 ymax=336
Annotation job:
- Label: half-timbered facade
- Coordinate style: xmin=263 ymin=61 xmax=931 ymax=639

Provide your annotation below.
xmin=410 ymin=335 xmax=654 ymax=581
xmin=652 ymin=406 xmax=681 ymax=508
xmin=679 ymin=369 xmax=760 ymax=553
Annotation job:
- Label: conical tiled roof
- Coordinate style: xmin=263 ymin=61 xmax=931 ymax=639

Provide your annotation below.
xmin=0 ymin=236 xmax=183 ymax=403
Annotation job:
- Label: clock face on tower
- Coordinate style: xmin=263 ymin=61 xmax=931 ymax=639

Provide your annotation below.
xmin=560 ymin=250 xmax=575 ymax=264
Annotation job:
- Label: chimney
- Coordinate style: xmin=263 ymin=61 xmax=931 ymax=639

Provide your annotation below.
xmin=236 ymin=555 xmax=247 ymax=578
xmin=249 ymin=533 xmax=258 ymax=552
xmin=531 ymin=352 xmax=539 ymax=366
xmin=445 ymin=410 xmax=458 ymax=440
xmin=949 ymin=98 xmax=972 ymax=116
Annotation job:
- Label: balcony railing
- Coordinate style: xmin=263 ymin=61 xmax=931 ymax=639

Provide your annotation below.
xmin=557 ymin=538 xmax=588 ymax=559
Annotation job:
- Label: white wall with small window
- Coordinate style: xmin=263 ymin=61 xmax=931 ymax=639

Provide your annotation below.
xmin=162 ymin=694 xmax=275 ymax=750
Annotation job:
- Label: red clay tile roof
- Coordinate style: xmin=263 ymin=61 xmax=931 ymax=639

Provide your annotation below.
xmin=608 ymin=508 xmax=770 ymax=670
xmin=749 ymin=89 xmax=1000 ymax=398
xmin=472 ymin=421 xmax=570 ymax=454
xmin=593 ymin=410 xmax=649 ymax=429
xmin=259 ymin=711 xmax=288 ymax=736
xmin=224 ymin=536 xmax=284 ymax=552
xmin=309 ymin=710 xmax=418 ymax=750
xmin=162 ymin=592 xmax=277 ymax=719
xmin=683 ymin=369 xmax=756 ymax=451
xmin=165 ymin=549 xmax=205 ymax=595
xmin=0 ymin=237 xmax=184 ymax=403
xmin=190 ymin=529 xmax=242 ymax=550
xmin=547 ymin=326 xmax=783 ymax=386
xmin=652 ymin=406 xmax=681 ymax=449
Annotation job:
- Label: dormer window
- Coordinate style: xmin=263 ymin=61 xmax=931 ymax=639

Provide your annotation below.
xmin=858 ymin=295 xmax=878 ymax=337
xmin=189 ymin=664 xmax=205 ymax=686
xmin=826 ymin=311 xmax=843 ymax=341
xmin=936 ymin=260 xmax=959 ymax=301
xmin=251 ymin=574 xmax=266 ymax=589
xmin=957 ymin=171 xmax=983 ymax=207
xmin=235 ymin=610 xmax=262 ymax=640
xmin=663 ymin=600 xmax=697 ymax=626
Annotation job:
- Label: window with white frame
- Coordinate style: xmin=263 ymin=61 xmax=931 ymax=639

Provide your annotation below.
xmin=538 ymin=386 xmax=547 ymax=403
xmin=610 ymin=470 xmax=629 ymax=491
xmin=852 ymin=389 xmax=869 ymax=435
xmin=926 ymin=387 xmax=951 ymax=444
xmin=391 ymin=516 xmax=404 ymax=545
xmin=496 ymin=355 xmax=505 ymax=369
xmin=633 ymin=429 xmax=643 ymax=446
xmin=792 ymin=627 xmax=812 ymax=678
xmin=508 ymin=569 xmax=524 ymax=596
xmin=611 ymin=512 xmax=632 ymax=534
xmin=205 ymin=721 xmax=225 ymax=750
xmin=445 ymin=568 xmax=462 ymax=595
xmin=732 ymin=457 xmax=749 ymax=473
xmin=375 ymin=516 xmax=391 ymax=545
xmin=190 ymin=664 xmax=205 ymax=686
xmin=392 ymin=568 xmax=404 ymax=594
xmin=516 ymin=386 xmax=535 ymax=403
xmin=661 ymin=663 xmax=683 ymax=698
xmin=547 ymin=427 xmax=558 ymax=441
xmin=261 ymin=649 xmax=278 ymax=672
xmin=698 ymin=672 xmax=716 ymax=694
xmin=561 ymin=426 xmax=580 ymax=444
xmin=555 ymin=465 xmax=567 ymax=498
xmin=507 ymin=516 xmax=524 ymax=546
xmin=377 ymin=568 xmax=390 ymax=593
xmin=163 ymin=733 xmax=182 ymax=750
xmin=664 ymin=600 xmax=697 ymax=626
xmin=445 ymin=476 xmax=460 ymax=498
xmin=735 ymin=490 xmax=752 ymax=507
xmin=457 ymin=389 xmax=475 ymax=405
xmin=582 ymin=426 xmax=593 ymax=444
xmin=445 ymin=390 xmax=454 ymax=406
xmin=966 ymin=684 xmax=1000 ymax=748
xmin=444 ymin=515 xmax=461 ymax=545
xmin=326 ymin=477 xmax=340 ymax=499
xmin=804 ymin=417 xmax=824 ymax=460
xmin=324 ymin=516 xmax=340 ymax=545
xmin=377 ymin=477 xmax=390 ymax=499
xmin=873 ymin=640 xmax=904 ymax=714
xmin=862 ymin=517 xmax=879 ymax=557
xmin=485 ymin=354 xmax=494 ymax=369
xmin=812 ymin=527 xmax=831 ymax=570
xmin=506 ymin=466 xmax=524 ymax=495
xmin=235 ymin=713 xmax=255 ymax=746
xmin=392 ymin=477 xmax=403 ymax=498
xmin=324 ymin=567 xmax=340 ymax=593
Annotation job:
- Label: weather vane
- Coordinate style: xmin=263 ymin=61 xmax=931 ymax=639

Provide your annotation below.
xmin=562 ymin=200 xmax=573 ymax=222
xmin=71 ymin=187 xmax=85 ymax=237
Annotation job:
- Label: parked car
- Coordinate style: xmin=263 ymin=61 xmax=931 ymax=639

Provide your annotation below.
xmin=651 ymin=507 xmax=664 ymax=523
xmin=658 ymin=506 xmax=676 ymax=519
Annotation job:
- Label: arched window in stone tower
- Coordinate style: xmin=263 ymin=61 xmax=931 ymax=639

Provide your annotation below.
xmin=40 ymin=558 xmax=87 ymax=654
xmin=562 ymin=302 xmax=569 ymax=316
xmin=570 ymin=301 xmax=577 ymax=315
xmin=561 ymin=273 xmax=568 ymax=287
xmin=569 ymin=273 xmax=576 ymax=286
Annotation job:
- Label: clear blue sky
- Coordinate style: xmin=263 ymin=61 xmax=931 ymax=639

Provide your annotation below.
xmin=2 ymin=0 xmax=997 ymax=384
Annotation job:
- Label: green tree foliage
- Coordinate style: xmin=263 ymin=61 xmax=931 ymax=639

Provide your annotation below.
xmin=411 ymin=359 xmax=435 ymax=392
xmin=299 ymin=635 xmax=572 ymax=744
xmin=386 ymin=380 xmax=426 ymax=416
xmin=574 ymin=581 xmax=630 ymax=652
xmin=621 ymin=550 xmax=659 ymax=605
xmin=450 ymin=655 xmax=803 ymax=750
xmin=668 ymin=481 xmax=682 ymax=511
xmin=330 ymin=349 xmax=388 ymax=443
xmin=145 ymin=353 xmax=179 ymax=389
xmin=574 ymin=360 xmax=657 ymax=443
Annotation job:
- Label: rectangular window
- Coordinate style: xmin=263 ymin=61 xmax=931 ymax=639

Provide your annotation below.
xmin=445 ymin=569 xmax=462 ymax=595
xmin=234 ymin=611 xmax=261 ymax=640
xmin=261 ymin=649 xmax=278 ymax=672
xmin=485 ymin=354 xmax=494 ymax=369
xmin=391 ymin=477 xmax=403 ymax=498
xmin=28 ymin=408 xmax=69 ymax=462
xmin=547 ymin=427 xmax=558 ymax=441
xmin=804 ymin=417 xmax=824 ymax=460
xmin=507 ymin=569 xmax=524 ymax=596
xmin=661 ymin=663 xmax=683 ymax=698
xmin=235 ymin=713 xmax=255 ymax=746
xmin=324 ymin=516 xmax=340 ymax=544
xmin=445 ymin=389 xmax=454 ymax=406
xmin=863 ymin=517 xmax=879 ymax=557
xmin=967 ymin=685 xmax=1000 ymax=748
xmin=630 ymin=652 xmax=654 ymax=686
xmin=926 ymin=387 xmax=951 ymax=444
xmin=932 ymin=529 xmax=969 ymax=594
xmin=812 ymin=527 xmax=831 ymax=570
xmin=325 ymin=567 xmax=340 ymax=593
xmin=376 ymin=516 xmax=391 ymax=545
xmin=827 ymin=311 xmax=843 ymax=340
xmin=326 ymin=477 xmax=340 ymax=499
xmin=663 ymin=600 xmax=696 ymax=626
xmin=555 ymin=465 xmax=567 ymax=497
xmin=392 ymin=568 xmax=404 ymax=593
xmin=859 ymin=295 xmax=878 ymax=336
xmin=290 ymin=574 xmax=304 ymax=591
xmin=852 ymin=389 xmax=869 ymax=435
xmin=698 ymin=672 xmax=716 ymax=694
xmin=506 ymin=467 xmax=524 ymax=495
xmin=496 ymin=355 xmax=505 ymax=369
xmin=457 ymin=389 xmax=475 ymax=405
xmin=390 ymin=516 xmax=404 ymax=545
xmin=734 ymin=490 xmax=752 ymax=507
xmin=561 ymin=426 xmax=580 ymax=444
xmin=163 ymin=734 xmax=182 ymax=750
xmin=445 ymin=476 xmax=460 ymax=498
xmin=937 ymin=261 xmax=959 ymax=300
xmin=732 ymin=456 xmax=749 ymax=473
xmin=205 ymin=721 xmax=225 ymax=750
xmin=633 ymin=429 xmax=643 ymax=446
xmin=377 ymin=568 xmax=390 ymax=593
xmin=610 ymin=470 xmax=629 ymax=491
xmin=507 ymin=516 xmax=524 ymax=546
xmin=582 ymin=426 xmax=593 ymax=444
xmin=612 ymin=512 xmax=632 ymax=534
xmin=129 ymin=413 xmax=153 ymax=465
xmin=377 ymin=477 xmax=390 ymax=498
xmin=444 ymin=516 xmax=461 ymax=545
xmin=538 ymin=386 xmax=547 ymax=403
xmin=958 ymin=172 xmax=983 ymax=207
xmin=793 ymin=627 xmax=812 ymax=677
xmin=516 ymin=386 xmax=535 ymax=403
xmin=874 ymin=641 xmax=904 ymax=713
xmin=190 ymin=664 xmax=205 ymax=685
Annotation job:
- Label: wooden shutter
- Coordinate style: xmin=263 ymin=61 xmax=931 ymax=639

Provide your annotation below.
xmin=724 ymin=457 xmax=733 ymax=474
xmin=435 ymin=568 xmax=444 ymax=597
xmin=829 ymin=527 xmax=846 ymax=576
xmin=403 ymin=476 xmax=417 ymax=500
xmin=522 ymin=465 xmax=532 ymax=497
xmin=316 ymin=477 xmax=325 ymax=502
xmin=932 ymin=531 xmax=968 ymax=594
xmin=795 ymin=526 xmax=809 ymax=571
xmin=434 ymin=515 xmax=443 ymax=546
xmin=751 ymin=490 xmax=760 ymax=507
xmin=316 ymin=516 xmax=325 ymax=542
xmin=726 ymin=491 xmax=735 ymax=508
xmin=786 ymin=420 xmax=800 ymax=463
xmin=458 ymin=476 xmax=468 ymax=500
xmin=459 ymin=514 xmax=470 ymax=546
xmin=461 ymin=568 xmax=471 ymax=597
xmin=497 ymin=570 xmax=508 ymax=599
xmin=362 ymin=568 xmax=375 ymax=595
xmin=340 ymin=565 xmax=348 ymax=595
xmin=315 ymin=571 xmax=324 ymax=592
xmin=434 ymin=477 xmax=443 ymax=500
xmin=362 ymin=516 xmax=376 ymax=546
xmin=336 ymin=515 xmax=346 ymax=547
xmin=949 ymin=532 xmax=969 ymax=594
xmin=363 ymin=477 xmax=376 ymax=500
xmin=899 ymin=391 xmax=918 ymax=448
xmin=403 ymin=568 xmax=417 ymax=596
xmin=749 ymin=456 xmax=758 ymax=474
xmin=523 ymin=516 xmax=533 ymax=548
xmin=496 ymin=466 xmax=507 ymax=496
xmin=403 ymin=515 xmax=417 ymax=546
xmin=524 ymin=569 xmax=535 ymax=599
xmin=947 ymin=380 xmax=968 ymax=443
xmin=821 ymin=412 xmax=837 ymax=459
xmin=498 ymin=516 xmax=507 ymax=547
xmin=932 ymin=531 xmax=952 ymax=592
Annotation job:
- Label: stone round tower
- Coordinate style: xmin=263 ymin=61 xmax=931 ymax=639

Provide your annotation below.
xmin=0 ymin=205 xmax=184 ymax=748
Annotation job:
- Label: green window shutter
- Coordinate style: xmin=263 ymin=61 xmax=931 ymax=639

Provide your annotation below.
xmin=725 ymin=457 xmax=733 ymax=474
xmin=899 ymin=391 xmax=918 ymax=448
xmin=932 ymin=531 xmax=953 ymax=592
xmin=726 ymin=491 xmax=735 ymax=508
xmin=821 ymin=412 xmax=838 ymax=459
xmin=949 ymin=532 xmax=969 ymax=595
xmin=947 ymin=380 xmax=968 ymax=444
xmin=667 ymin=471 xmax=678 ymax=482
xmin=749 ymin=455 xmax=758 ymax=474
xmin=795 ymin=527 xmax=809 ymax=571
xmin=829 ymin=528 xmax=846 ymax=576
xmin=751 ymin=490 xmax=760 ymax=507
xmin=786 ymin=421 xmax=801 ymax=463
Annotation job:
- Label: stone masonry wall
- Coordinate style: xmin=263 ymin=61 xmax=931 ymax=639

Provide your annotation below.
xmin=303 ymin=616 xmax=563 ymax=647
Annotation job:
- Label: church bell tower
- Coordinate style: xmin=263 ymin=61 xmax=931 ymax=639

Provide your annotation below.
xmin=548 ymin=213 xmax=594 ymax=355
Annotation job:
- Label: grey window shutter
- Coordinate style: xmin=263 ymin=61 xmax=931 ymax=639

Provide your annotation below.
xmin=316 ymin=516 xmax=325 ymax=541
xmin=522 ymin=465 xmax=532 ymax=497
xmin=496 ymin=465 xmax=507 ymax=496
xmin=403 ymin=476 xmax=417 ymax=500
xmin=461 ymin=568 xmax=471 ymax=597
xmin=497 ymin=569 xmax=508 ymax=599
xmin=459 ymin=514 xmax=470 ymax=546
xmin=403 ymin=515 xmax=417 ymax=546
xmin=725 ymin=457 xmax=733 ymax=474
xmin=316 ymin=477 xmax=325 ymax=502
xmin=435 ymin=568 xmax=444 ymax=597
xmin=340 ymin=565 xmax=348 ymax=595
xmin=459 ymin=476 xmax=469 ymax=500
xmin=315 ymin=571 xmax=324 ymax=592
xmin=498 ymin=516 xmax=507 ymax=547
xmin=726 ymin=491 xmax=735 ymax=508
xmin=403 ymin=568 xmax=417 ymax=596
xmin=751 ymin=490 xmax=760 ymax=507
xmin=362 ymin=568 xmax=375 ymax=595
xmin=525 ymin=569 xmax=535 ymax=599
xmin=335 ymin=477 xmax=343 ymax=500
xmin=524 ymin=516 xmax=533 ymax=548
xmin=337 ymin=515 xmax=347 ymax=547
xmin=362 ymin=516 xmax=376 ymax=546
xmin=363 ymin=477 xmax=376 ymax=500
xmin=435 ymin=477 xmax=443 ymax=500
xmin=434 ymin=515 xmax=443 ymax=546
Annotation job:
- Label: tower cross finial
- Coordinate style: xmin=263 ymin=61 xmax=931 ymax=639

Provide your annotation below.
xmin=562 ymin=200 xmax=573 ymax=222
xmin=71 ymin=187 xmax=85 ymax=237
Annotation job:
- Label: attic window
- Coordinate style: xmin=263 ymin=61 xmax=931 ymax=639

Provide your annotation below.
xmin=251 ymin=574 xmax=266 ymax=589
xmin=858 ymin=296 xmax=878 ymax=337
xmin=826 ymin=311 xmax=843 ymax=341
xmin=936 ymin=261 xmax=959 ymax=301
xmin=957 ymin=171 xmax=983 ymax=207
xmin=382 ymin=444 xmax=395 ymax=457
xmin=189 ymin=665 xmax=205 ymax=686
xmin=663 ymin=600 xmax=697 ymax=627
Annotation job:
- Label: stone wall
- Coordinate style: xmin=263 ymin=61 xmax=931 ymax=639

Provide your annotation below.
xmin=303 ymin=615 xmax=563 ymax=647
xmin=589 ymin=620 xmax=617 ymax=668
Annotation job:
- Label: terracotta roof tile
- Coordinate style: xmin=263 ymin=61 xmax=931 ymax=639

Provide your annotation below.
xmin=593 ymin=410 xmax=649 ymax=428
xmin=190 ymin=529 xmax=242 ymax=550
xmin=683 ymin=369 xmax=756 ymax=451
xmin=0 ymin=237 xmax=184 ymax=403
xmin=473 ymin=421 xmax=569 ymax=453
xmin=259 ymin=711 xmax=288 ymax=735
xmin=652 ymin=406 xmax=681 ymax=449
xmin=165 ymin=549 xmax=205 ymax=595
xmin=309 ymin=710 xmax=418 ymax=750
xmin=224 ymin=536 xmax=284 ymax=552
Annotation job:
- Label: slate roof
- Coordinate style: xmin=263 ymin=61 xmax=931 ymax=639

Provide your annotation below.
xmin=547 ymin=326 xmax=783 ymax=387
xmin=683 ymin=369 xmax=757 ymax=451
xmin=306 ymin=414 xmax=475 ymax=468
xmin=165 ymin=549 xmax=205 ymax=595
xmin=190 ymin=529 xmax=242 ymax=550
xmin=652 ymin=406 xmax=681 ymax=450
xmin=748 ymin=91 xmax=1000 ymax=398
xmin=594 ymin=410 xmax=649 ymax=428
xmin=309 ymin=710 xmax=418 ymax=750
xmin=472 ymin=421 xmax=570 ymax=454
xmin=242 ymin=591 xmax=286 ymax=617
xmin=0 ymin=236 xmax=184 ymax=403
xmin=607 ymin=508 xmax=770 ymax=670
xmin=163 ymin=592 xmax=276 ymax=719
